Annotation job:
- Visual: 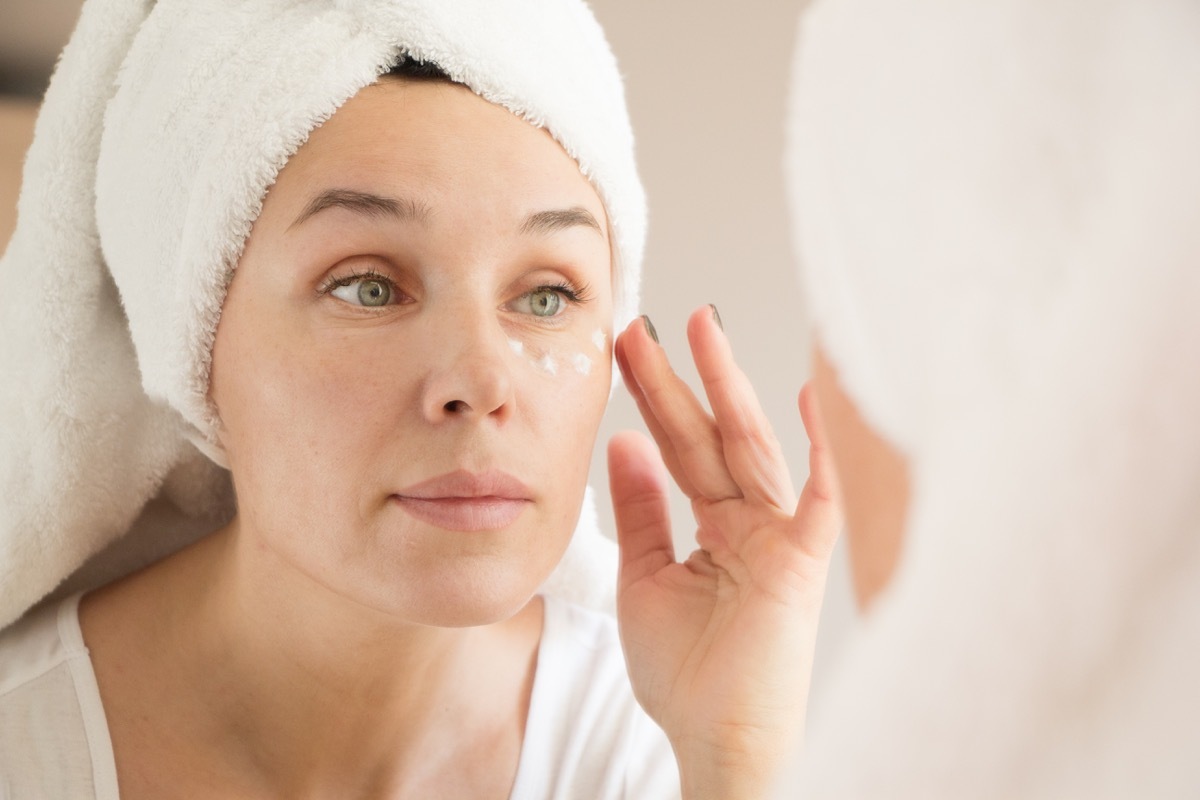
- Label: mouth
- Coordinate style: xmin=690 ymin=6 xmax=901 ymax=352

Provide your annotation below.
xmin=392 ymin=470 xmax=533 ymax=532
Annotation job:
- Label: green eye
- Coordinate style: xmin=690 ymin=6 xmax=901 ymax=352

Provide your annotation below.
xmin=330 ymin=277 xmax=393 ymax=307
xmin=528 ymin=288 xmax=562 ymax=317
xmin=357 ymin=280 xmax=391 ymax=307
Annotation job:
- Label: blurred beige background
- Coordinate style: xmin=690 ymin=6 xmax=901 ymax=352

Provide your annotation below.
xmin=0 ymin=0 xmax=853 ymax=676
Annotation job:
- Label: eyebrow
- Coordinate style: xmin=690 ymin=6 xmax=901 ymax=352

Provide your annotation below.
xmin=520 ymin=206 xmax=604 ymax=237
xmin=289 ymin=188 xmax=602 ymax=238
xmin=290 ymin=189 xmax=431 ymax=228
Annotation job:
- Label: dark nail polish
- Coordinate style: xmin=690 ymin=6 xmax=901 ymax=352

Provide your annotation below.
xmin=641 ymin=315 xmax=659 ymax=344
xmin=709 ymin=304 xmax=723 ymax=331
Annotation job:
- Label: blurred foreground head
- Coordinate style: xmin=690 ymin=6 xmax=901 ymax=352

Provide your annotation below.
xmin=785 ymin=0 xmax=1200 ymax=793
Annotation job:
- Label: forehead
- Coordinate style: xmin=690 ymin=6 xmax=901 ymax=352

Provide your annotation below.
xmin=261 ymin=79 xmax=609 ymax=237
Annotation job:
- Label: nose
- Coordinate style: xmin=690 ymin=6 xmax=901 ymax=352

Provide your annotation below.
xmin=420 ymin=311 xmax=515 ymax=425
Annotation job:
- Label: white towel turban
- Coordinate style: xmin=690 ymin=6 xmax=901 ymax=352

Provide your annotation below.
xmin=781 ymin=0 xmax=1200 ymax=795
xmin=0 ymin=0 xmax=645 ymax=630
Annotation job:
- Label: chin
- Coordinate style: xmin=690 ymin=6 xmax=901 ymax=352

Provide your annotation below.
xmin=363 ymin=557 xmax=555 ymax=628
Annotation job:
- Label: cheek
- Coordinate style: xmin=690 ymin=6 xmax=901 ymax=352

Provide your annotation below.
xmin=506 ymin=325 xmax=610 ymax=382
xmin=510 ymin=326 xmax=613 ymax=475
xmin=210 ymin=302 xmax=400 ymax=498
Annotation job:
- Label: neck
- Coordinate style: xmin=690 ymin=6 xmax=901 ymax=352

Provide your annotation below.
xmin=85 ymin=518 xmax=543 ymax=797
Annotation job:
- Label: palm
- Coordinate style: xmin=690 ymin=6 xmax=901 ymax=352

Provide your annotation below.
xmin=609 ymin=308 xmax=842 ymax=781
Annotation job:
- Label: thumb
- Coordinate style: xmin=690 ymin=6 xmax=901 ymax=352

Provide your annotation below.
xmin=607 ymin=430 xmax=676 ymax=593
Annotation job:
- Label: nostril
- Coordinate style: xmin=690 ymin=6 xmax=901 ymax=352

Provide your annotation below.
xmin=443 ymin=399 xmax=468 ymax=414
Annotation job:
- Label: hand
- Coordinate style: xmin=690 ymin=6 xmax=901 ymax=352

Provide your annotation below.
xmin=608 ymin=307 xmax=843 ymax=800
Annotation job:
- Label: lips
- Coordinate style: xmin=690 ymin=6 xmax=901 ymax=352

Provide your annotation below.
xmin=392 ymin=470 xmax=533 ymax=531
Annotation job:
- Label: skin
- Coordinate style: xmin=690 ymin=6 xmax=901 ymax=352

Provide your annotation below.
xmin=810 ymin=345 xmax=910 ymax=610
xmin=77 ymin=75 xmax=849 ymax=800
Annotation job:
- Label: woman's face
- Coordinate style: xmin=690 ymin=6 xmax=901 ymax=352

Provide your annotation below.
xmin=209 ymin=79 xmax=614 ymax=627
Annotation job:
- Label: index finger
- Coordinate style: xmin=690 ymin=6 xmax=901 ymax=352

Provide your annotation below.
xmin=617 ymin=316 xmax=743 ymax=501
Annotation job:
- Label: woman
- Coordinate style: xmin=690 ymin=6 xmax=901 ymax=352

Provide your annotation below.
xmin=0 ymin=2 xmax=841 ymax=798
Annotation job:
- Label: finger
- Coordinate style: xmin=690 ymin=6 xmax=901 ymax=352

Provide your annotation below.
xmin=793 ymin=384 xmax=844 ymax=559
xmin=616 ymin=316 xmax=742 ymax=501
xmin=607 ymin=429 xmax=676 ymax=593
xmin=614 ymin=330 xmax=700 ymax=498
xmin=616 ymin=318 xmax=733 ymax=500
xmin=687 ymin=306 xmax=795 ymax=510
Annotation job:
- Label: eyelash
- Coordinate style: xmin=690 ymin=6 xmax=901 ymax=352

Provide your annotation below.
xmin=540 ymin=280 xmax=593 ymax=306
xmin=316 ymin=270 xmax=593 ymax=309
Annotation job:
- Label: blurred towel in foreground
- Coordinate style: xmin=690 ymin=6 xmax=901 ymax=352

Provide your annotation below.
xmin=782 ymin=0 xmax=1200 ymax=796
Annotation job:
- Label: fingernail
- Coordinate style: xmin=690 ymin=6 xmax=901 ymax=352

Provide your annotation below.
xmin=641 ymin=315 xmax=659 ymax=344
xmin=709 ymin=304 xmax=723 ymax=331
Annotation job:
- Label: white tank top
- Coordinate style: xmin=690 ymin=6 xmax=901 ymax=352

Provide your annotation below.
xmin=0 ymin=593 xmax=678 ymax=799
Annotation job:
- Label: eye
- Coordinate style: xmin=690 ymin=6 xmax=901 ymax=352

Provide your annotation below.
xmin=526 ymin=288 xmax=562 ymax=317
xmin=328 ymin=275 xmax=395 ymax=307
xmin=510 ymin=283 xmax=589 ymax=318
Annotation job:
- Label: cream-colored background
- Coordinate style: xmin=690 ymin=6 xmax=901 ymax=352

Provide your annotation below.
xmin=0 ymin=0 xmax=853 ymax=682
